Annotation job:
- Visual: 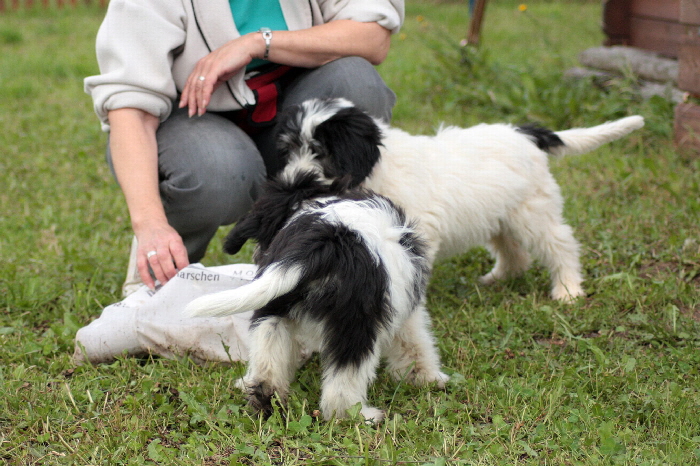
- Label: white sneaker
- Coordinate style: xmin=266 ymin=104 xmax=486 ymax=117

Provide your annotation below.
xmin=122 ymin=236 xmax=143 ymax=297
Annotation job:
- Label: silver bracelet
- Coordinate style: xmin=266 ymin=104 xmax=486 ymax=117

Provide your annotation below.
xmin=259 ymin=27 xmax=272 ymax=60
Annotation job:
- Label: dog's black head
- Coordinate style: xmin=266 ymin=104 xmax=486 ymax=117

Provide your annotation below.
xmin=275 ymin=98 xmax=383 ymax=189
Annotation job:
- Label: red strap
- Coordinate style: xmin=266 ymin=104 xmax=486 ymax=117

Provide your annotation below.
xmin=246 ymin=65 xmax=292 ymax=124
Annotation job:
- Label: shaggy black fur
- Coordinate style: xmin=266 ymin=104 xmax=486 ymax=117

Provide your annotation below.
xmin=223 ymin=170 xmax=352 ymax=256
xmin=251 ymin=208 xmax=392 ymax=369
xmin=223 ymin=170 xmax=427 ymax=369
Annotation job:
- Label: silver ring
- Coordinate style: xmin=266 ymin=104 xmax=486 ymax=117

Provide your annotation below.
xmin=198 ymin=76 xmax=205 ymax=81
xmin=146 ymin=250 xmax=157 ymax=259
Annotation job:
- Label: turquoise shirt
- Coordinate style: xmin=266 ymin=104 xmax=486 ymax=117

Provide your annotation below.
xmin=229 ymin=0 xmax=288 ymax=70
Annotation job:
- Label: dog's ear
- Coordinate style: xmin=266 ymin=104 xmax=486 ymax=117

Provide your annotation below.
xmin=224 ymin=186 xmax=292 ymax=254
xmin=223 ymin=213 xmax=259 ymax=255
xmin=226 ymin=175 xmax=324 ymax=255
xmin=312 ymin=106 xmax=383 ymax=188
xmin=224 ymin=203 xmax=285 ymax=255
xmin=275 ymin=104 xmax=305 ymax=166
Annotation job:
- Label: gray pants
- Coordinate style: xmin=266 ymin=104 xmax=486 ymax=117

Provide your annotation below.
xmin=107 ymin=57 xmax=396 ymax=262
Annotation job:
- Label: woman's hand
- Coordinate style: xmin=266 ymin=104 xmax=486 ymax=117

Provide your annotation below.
xmin=179 ymin=21 xmax=391 ymax=117
xmin=133 ymin=219 xmax=189 ymax=290
xmin=179 ymin=34 xmax=263 ymax=118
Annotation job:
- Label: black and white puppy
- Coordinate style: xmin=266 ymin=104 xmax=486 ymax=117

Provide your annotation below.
xmin=269 ymin=98 xmax=645 ymax=302
xmin=185 ymin=101 xmax=448 ymax=422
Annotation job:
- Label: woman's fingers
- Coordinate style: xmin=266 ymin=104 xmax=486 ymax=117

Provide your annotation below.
xmin=180 ymin=55 xmax=219 ymax=117
xmin=136 ymin=233 xmax=190 ymax=290
xmin=180 ymin=37 xmax=254 ymax=116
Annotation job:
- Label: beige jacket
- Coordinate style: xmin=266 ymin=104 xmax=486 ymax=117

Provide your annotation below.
xmin=84 ymin=0 xmax=404 ymax=131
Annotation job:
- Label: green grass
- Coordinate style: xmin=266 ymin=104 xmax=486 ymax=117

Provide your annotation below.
xmin=1 ymin=1 xmax=699 ymax=465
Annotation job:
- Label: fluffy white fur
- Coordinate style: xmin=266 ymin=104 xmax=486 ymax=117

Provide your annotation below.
xmin=268 ymin=97 xmax=644 ymax=301
xmin=364 ymin=114 xmax=645 ymax=301
xmin=184 ymin=264 xmax=304 ymax=318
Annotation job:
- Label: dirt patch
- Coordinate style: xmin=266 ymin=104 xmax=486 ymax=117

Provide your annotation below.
xmin=637 ymin=259 xmax=699 ymax=283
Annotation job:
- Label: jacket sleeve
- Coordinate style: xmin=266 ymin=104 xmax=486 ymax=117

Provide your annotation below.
xmin=318 ymin=0 xmax=404 ymax=34
xmin=83 ymin=0 xmax=187 ymax=132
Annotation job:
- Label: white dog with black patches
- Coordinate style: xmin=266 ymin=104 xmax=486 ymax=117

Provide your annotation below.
xmin=185 ymin=101 xmax=448 ymax=422
xmin=274 ymin=98 xmax=644 ymax=302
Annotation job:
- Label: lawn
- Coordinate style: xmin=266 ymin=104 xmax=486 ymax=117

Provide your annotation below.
xmin=1 ymin=1 xmax=699 ymax=465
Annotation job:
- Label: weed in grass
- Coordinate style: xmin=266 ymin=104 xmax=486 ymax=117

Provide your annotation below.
xmin=0 ymin=27 xmax=22 ymax=45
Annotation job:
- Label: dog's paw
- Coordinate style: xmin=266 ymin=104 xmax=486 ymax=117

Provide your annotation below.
xmin=360 ymin=406 xmax=386 ymax=424
xmin=415 ymin=370 xmax=450 ymax=388
xmin=395 ymin=365 xmax=450 ymax=388
xmin=234 ymin=377 xmax=247 ymax=391
xmin=432 ymin=371 xmax=450 ymax=389
xmin=551 ymin=284 xmax=585 ymax=303
xmin=478 ymin=272 xmax=499 ymax=286
xmin=245 ymin=382 xmax=283 ymax=418
xmin=321 ymin=400 xmax=385 ymax=423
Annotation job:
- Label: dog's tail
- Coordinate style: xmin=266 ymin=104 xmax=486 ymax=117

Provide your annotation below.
xmin=518 ymin=115 xmax=644 ymax=157
xmin=551 ymin=115 xmax=644 ymax=156
xmin=183 ymin=265 xmax=302 ymax=318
